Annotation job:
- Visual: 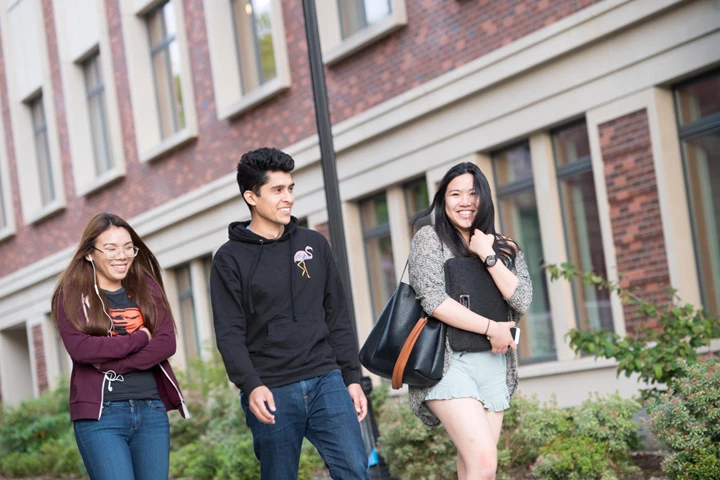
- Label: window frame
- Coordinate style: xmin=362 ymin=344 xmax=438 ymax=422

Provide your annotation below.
xmin=492 ymin=141 xmax=558 ymax=365
xmin=673 ymin=69 xmax=720 ymax=316
xmin=203 ymin=0 xmax=291 ymax=120
xmin=551 ymin=120 xmax=614 ymax=334
xmin=360 ymin=193 xmax=396 ymax=319
xmin=52 ymin=0 xmax=127 ymax=197
xmin=28 ymin=95 xmax=56 ymax=207
xmin=82 ymin=52 xmax=114 ymax=177
xmin=119 ymin=0 xmax=198 ymax=163
xmin=147 ymin=1 xmax=184 ymax=138
xmin=175 ymin=263 xmax=201 ymax=362
xmin=318 ymin=0 xmax=407 ymax=65
xmin=0 ymin=0 xmax=66 ymax=224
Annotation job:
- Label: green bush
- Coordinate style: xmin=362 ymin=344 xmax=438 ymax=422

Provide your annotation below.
xmin=376 ymin=397 xmax=458 ymax=480
xmin=0 ymin=377 xmax=85 ymax=478
xmin=532 ymin=436 xmax=609 ymax=480
xmin=646 ymin=355 xmax=720 ymax=480
xmin=545 ymin=263 xmax=720 ymax=399
xmin=376 ymin=391 xmax=641 ymax=480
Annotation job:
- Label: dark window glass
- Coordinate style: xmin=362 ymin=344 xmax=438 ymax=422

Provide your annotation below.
xmin=147 ymin=1 xmax=185 ymax=139
xmin=361 ymin=194 xmax=396 ymax=319
xmin=553 ymin=122 xmax=613 ymax=333
xmin=494 ymin=143 xmax=556 ymax=363
xmin=83 ymin=52 xmax=113 ymax=176
xmin=337 ymin=0 xmax=391 ymax=39
xmin=29 ymin=95 xmax=55 ymax=206
xmin=676 ymin=71 xmax=720 ymax=317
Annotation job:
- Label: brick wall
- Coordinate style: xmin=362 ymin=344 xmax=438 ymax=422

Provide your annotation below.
xmin=32 ymin=324 xmax=48 ymax=394
xmin=600 ymin=109 xmax=671 ymax=332
xmin=0 ymin=0 xmax=602 ymax=277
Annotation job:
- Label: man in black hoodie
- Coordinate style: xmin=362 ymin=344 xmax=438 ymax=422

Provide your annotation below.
xmin=211 ymin=148 xmax=369 ymax=480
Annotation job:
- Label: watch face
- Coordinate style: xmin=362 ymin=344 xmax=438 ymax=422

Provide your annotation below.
xmin=485 ymin=255 xmax=497 ymax=267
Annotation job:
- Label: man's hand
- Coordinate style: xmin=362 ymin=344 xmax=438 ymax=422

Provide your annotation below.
xmin=347 ymin=383 xmax=367 ymax=422
xmin=249 ymin=386 xmax=276 ymax=424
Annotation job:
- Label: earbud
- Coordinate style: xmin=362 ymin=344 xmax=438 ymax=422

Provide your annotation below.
xmin=86 ymin=255 xmax=93 ymax=262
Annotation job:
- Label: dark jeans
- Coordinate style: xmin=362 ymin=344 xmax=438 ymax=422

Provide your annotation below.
xmin=74 ymin=399 xmax=170 ymax=480
xmin=241 ymin=369 xmax=369 ymax=480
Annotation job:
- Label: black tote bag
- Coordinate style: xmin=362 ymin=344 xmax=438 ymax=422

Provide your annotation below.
xmin=359 ymin=266 xmax=446 ymax=388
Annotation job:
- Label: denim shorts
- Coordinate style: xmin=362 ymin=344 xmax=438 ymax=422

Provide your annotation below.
xmin=425 ymin=350 xmax=510 ymax=412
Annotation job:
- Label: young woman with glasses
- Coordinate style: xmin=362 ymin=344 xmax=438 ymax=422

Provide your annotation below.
xmin=51 ymin=213 xmax=189 ymax=480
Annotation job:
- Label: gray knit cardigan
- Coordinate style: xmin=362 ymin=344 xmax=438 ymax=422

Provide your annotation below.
xmin=407 ymin=226 xmax=533 ymax=427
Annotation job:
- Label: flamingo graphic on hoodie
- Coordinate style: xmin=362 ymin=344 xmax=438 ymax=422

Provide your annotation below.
xmin=294 ymin=246 xmax=313 ymax=278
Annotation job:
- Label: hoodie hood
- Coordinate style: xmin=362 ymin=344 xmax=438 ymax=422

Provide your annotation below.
xmin=228 ymin=216 xmax=299 ymax=244
xmin=227 ymin=216 xmax=300 ymax=316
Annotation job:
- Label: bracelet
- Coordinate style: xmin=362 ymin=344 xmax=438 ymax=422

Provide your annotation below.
xmin=483 ymin=320 xmax=491 ymax=336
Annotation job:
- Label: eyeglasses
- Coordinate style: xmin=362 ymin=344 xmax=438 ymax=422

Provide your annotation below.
xmin=93 ymin=245 xmax=140 ymax=260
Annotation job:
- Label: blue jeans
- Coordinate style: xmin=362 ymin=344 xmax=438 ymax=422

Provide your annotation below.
xmin=73 ymin=399 xmax=170 ymax=480
xmin=241 ymin=370 xmax=369 ymax=480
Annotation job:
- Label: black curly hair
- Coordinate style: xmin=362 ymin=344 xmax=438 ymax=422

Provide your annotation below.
xmin=236 ymin=147 xmax=295 ymax=208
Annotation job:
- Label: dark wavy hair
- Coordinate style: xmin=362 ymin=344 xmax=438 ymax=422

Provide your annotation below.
xmin=51 ymin=213 xmax=171 ymax=336
xmin=236 ymin=147 xmax=295 ymax=209
xmin=412 ymin=162 xmax=519 ymax=267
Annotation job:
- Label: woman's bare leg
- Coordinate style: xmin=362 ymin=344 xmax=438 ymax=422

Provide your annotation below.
xmin=427 ymin=398 xmax=498 ymax=480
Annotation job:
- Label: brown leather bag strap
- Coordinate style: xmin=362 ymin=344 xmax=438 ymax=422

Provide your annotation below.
xmin=392 ymin=317 xmax=429 ymax=389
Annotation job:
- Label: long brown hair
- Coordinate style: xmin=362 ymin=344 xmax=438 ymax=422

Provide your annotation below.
xmin=51 ymin=213 xmax=171 ymax=336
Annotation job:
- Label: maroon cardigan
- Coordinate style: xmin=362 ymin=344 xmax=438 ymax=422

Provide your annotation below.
xmin=57 ymin=278 xmax=190 ymax=421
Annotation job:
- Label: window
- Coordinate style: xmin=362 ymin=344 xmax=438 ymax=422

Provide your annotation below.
xmin=361 ymin=194 xmax=396 ymax=319
xmin=175 ymin=264 xmax=200 ymax=361
xmin=493 ymin=143 xmax=556 ymax=364
xmin=29 ymin=95 xmax=55 ymax=207
xmin=317 ymin=0 xmax=407 ymax=64
xmin=119 ymin=0 xmax=197 ymax=162
xmin=204 ymin=0 xmax=290 ymax=119
xmin=404 ymin=178 xmax=431 ymax=236
xmin=231 ymin=0 xmax=277 ymax=94
xmin=338 ymin=0 xmax=391 ymax=39
xmin=53 ymin=0 xmax=126 ymax=196
xmin=675 ymin=71 xmax=720 ymax=317
xmin=147 ymin=1 xmax=185 ymax=139
xmin=553 ymin=122 xmax=613 ymax=332
xmin=83 ymin=53 xmax=113 ymax=176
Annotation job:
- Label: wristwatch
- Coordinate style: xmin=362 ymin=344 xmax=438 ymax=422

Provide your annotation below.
xmin=484 ymin=254 xmax=498 ymax=267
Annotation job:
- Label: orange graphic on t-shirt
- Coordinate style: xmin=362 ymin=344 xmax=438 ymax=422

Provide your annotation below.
xmin=108 ymin=308 xmax=144 ymax=336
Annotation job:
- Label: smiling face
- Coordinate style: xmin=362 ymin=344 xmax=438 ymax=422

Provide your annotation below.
xmin=244 ymin=170 xmax=295 ymax=231
xmin=444 ymin=173 xmax=479 ymax=238
xmin=89 ymin=226 xmax=135 ymax=290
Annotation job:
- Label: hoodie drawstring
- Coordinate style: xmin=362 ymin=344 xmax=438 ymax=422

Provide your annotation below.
xmin=246 ymin=240 xmax=264 ymax=315
xmin=289 ymin=232 xmax=297 ymax=321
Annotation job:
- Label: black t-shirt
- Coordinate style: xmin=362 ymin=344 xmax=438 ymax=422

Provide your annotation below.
xmin=102 ymin=287 xmax=160 ymax=401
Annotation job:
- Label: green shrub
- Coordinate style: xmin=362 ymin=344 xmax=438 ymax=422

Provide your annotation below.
xmin=646 ymin=355 xmax=720 ymax=479
xmin=376 ymin=392 xmax=641 ymax=480
xmin=532 ymin=436 xmax=610 ymax=480
xmin=545 ymin=263 xmax=720 ymax=399
xmin=574 ymin=393 xmax=641 ymax=459
xmin=376 ymin=397 xmax=457 ymax=480
xmin=0 ymin=377 xmax=85 ymax=478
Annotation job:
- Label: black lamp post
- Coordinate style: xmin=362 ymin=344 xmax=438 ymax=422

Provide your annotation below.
xmin=301 ymin=1 xmax=390 ymax=478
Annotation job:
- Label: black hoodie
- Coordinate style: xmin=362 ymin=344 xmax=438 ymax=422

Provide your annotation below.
xmin=210 ymin=217 xmax=362 ymax=394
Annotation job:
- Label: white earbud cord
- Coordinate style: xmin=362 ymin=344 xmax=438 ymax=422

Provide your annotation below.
xmin=88 ymin=257 xmax=114 ymax=334
xmin=88 ymin=257 xmax=125 ymax=394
